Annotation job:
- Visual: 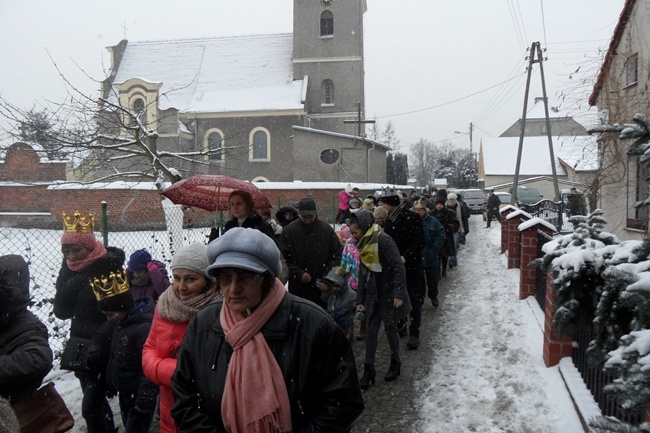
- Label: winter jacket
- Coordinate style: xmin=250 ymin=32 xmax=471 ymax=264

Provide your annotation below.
xmin=171 ymin=292 xmax=364 ymax=433
xmin=431 ymin=208 xmax=459 ymax=257
xmin=106 ymin=297 xmax=158 ymax=414
xmin=276 ymin=206 xmax=299 ymax=228
xmin=224 ymin=214 xmax=276 ymax=241
xmin=487 ymin=193 xmax=501 ymax=211
xmin=421 ymin=213 xmax=446 ymax=268
xmin=54 ymin=246 xmax=125 ymax=378
xmin=445 ymin=201 xmax=465 ymax=234
xmin=0 ymin=310 xmax=53 ymax=404
xmin=382 ymin=204 xmax=425 ymax=272
xmin=320 ymin=282 xmax=357 ymax=317
xmin=127 ymin=259 xmax=170 ymax=302
xmin=279 ymin=218 xmax=342 ymax=307
xmin=142 ymin=305 xmax=191 ymax=433
xmin=353 ymin=210 xmax=408 ymax=322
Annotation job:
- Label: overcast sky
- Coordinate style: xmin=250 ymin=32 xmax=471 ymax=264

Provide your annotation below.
xmin=0 ymin=0 xmax=626 ymax=154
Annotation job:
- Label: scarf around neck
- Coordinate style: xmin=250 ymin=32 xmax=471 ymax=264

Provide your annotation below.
xmin=157 ymin=284 xmax=222 ymax=323
xmin=66 ymin=241 xmax=108 ymax=272
xmin=387 ymin=201 xmax=408 ymax=224
xmin=357 ymin=224 xmax=383 ymax=272
xmin=220 ymin=280 xmax=291 ymax=433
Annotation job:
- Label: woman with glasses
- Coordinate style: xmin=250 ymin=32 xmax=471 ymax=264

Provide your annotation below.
xmin=171 ymin=227 xmax=364 ymax=433
xmin=54 ymin=211 xmax=125 ymax=433
xmin=142 ymin=243 xmax=221 ymax=433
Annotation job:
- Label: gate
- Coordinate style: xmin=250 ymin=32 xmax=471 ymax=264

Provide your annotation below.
xmin=535 ymin=229 xmax=553 ymax=312
xmin=572 ymin=318 xmax=644 ymax=425
xmin=521 ymin=200 xmax=563 ymax=233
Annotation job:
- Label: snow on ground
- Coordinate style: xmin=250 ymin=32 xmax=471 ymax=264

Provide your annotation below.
xmin=416 ymin=217 xmax=583 ymax=432
xmin=19 ymin=216 xmax=586 ymax=432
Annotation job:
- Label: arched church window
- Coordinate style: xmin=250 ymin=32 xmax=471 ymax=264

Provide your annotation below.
xmin=322 ymin=80 xmax=334 ymax=105
xmin=250 ymin=128 xmax=270 ymax=161
xmin=207 ymin=130 xmax=224 ymax=161
xmin=320 ymin=11 xmax=333 ymax=37
xmin=132 ymin=97 xmax=147 ymax=126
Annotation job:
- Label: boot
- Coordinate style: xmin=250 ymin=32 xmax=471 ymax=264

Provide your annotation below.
xmin=384 ymin=359 xmax=401 ymax=382
xmin=356 ymin=320 xmax=367 ymax=340
xmin=359 ymin=364 xmax=376 ymax=390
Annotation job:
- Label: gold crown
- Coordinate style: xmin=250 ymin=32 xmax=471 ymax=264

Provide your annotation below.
xmin=63 ymin=211 xmax=95 ymax=233
xmin=90 ymin=270 xmax=130 ymax=301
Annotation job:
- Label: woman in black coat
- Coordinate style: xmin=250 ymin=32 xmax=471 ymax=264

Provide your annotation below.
xmin=223 ymin=190 xmax=275 ymax=240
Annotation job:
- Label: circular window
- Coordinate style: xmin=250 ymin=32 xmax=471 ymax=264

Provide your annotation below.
xmin=320 ymin=149 xmax=340 ymax=164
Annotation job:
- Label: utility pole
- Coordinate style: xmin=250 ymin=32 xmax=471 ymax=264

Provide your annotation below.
xmin=512 ymin=41 xmax=560 ymax=205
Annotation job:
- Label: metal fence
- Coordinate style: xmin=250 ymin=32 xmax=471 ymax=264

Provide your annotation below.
xmin=521 ymin=199 xmax=564 ymax=233
xmin=0 ymin=205 xmax=210 ymax=356
xmin=572 ymin=318 xmax=644 ymax=425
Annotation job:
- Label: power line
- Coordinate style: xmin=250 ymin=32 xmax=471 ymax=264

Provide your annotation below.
xmin=374 ymin=72 xmax=527 ymax=120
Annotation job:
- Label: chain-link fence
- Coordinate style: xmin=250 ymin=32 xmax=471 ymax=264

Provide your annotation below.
xmin=0 ymin=205 xmax=211 ymax=356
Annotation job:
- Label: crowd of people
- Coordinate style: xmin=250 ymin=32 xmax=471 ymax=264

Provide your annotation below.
xmin=0 ymin=184 xmax=479 ymax=433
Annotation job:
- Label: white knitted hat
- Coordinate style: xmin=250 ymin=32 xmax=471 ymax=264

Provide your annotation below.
xmin=171 ymin=243 xmax=214 ymax=281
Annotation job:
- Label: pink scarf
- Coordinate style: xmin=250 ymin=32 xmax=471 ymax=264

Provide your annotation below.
xmin=66 ymin=241 xmax=108 ymax=272
xmin=220 ymin=280 xmax=292 ymax=433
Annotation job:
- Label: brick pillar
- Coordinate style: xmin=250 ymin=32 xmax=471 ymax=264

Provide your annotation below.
xmin=543 ymin=271 xmax=573 ymax=367
xmin=519 ymin=221 xmax=554 ymax=300
xmin=505 ymin=211 xmax=529 ymax=269
xmin=501 ymin=207 xmax=516 ymax=254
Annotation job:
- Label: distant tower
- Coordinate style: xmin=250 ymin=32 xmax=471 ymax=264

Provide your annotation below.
xmin=293 ymin=0 xmax=366 ymax=134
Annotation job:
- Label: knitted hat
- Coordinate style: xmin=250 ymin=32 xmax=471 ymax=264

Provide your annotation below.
xmin=323 ymin=266 xmax=346 ymax=288
xmin=0 ymin=255 xmax=30 ymax=324
xmin=379 ymin=189 xmax=401 ymax=207
xmin=128 ymin=249 xmax=152 ymax=272
xmin=206 ymin=227 xmax=282 ymax=278
xmin=171 ymin=243 xmax=214 ymax=281
xmin=338 ymin=224 xmax=352 ymax=242
xmin=447 ymin=193 xmax=458 ymax=200
xmin=61 ymin=232 xmax=98 ymax=251
xmin=434 ymin=197 xmax=446 ymax=205
xmin=61 ymin=211 xmax=98 ymax=251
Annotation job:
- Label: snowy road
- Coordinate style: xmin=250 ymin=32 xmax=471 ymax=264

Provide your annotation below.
xmin=353 ymin=216 xmax=583 ymax=433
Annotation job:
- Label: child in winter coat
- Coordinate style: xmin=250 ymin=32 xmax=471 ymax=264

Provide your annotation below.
xmin=318 ymin=267 xmax=357 ymax=341
xmin=127 ymin=249 xmax=170 ymax=302
xmin=94 ymin=273 xmax=159 ymax=433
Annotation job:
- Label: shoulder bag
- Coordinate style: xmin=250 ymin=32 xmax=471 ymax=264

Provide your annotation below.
xmin=11 ymin=382 xmax=74 ymax=433
xmin=59 ymin=336 xmax=93 ymax=373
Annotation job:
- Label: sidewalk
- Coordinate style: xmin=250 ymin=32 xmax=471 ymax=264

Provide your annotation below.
xmin=351 ymin=216 xmax=584 ymax=433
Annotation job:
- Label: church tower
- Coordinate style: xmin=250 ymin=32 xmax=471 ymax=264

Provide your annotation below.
xmin=293 ymin=0 xmax=367 ymax=135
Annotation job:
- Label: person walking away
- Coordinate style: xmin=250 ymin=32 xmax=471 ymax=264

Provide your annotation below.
xmin=142 ymin=243 xmax=222 ymax=433
xmin=279 ymin=198 xmax=342 ymax=308
xmin=317 ymin=267 xmax=357 ymax=341
xmin=95 ymin=273 xmax=158 ymax=433
xmin=485 ymin=189 xmax=502 ymax=228
xmin=414 ymin=200 xmax=446 ymax=307
xmin=350 ymin=211 xmax=407 ymax=389
xmin=0 ymin=255 xmax=53 ymax=405
xmin=171 ymin=228 xmax=364 ymax=432
xmin=378 ymin=189 xmax=425 ymax=350
xmin=127 ymin=249 xmax=170 ymax=302
xmin=445 ymin=193 xmax=465 ymax=268
xmin=431 ymin=198 xmax=460 ymax=278
xmin=54 ymin=211 xmax=125 ymax=433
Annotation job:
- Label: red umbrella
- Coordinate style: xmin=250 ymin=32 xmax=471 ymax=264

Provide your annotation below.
xmin=160 ymin=175 xmax=271 ymax=212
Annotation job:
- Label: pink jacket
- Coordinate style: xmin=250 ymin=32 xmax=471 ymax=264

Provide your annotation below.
xmin=338 ymin=189 xmax=351 ymax=211
xmin=142 ymin=306 xmax=189 ymax=433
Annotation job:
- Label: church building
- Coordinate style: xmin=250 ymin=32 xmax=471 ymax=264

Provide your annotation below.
xmin=98 ymin=0 xmax=387 ymax=183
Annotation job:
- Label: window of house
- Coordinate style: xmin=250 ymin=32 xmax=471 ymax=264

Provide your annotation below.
xmin=626 ymin=53 xmax=638 ymax=87
xmin=322 ymin=80 xmax=334 ymax=105
xmin=626 ymin=155 xmax=650 ymax=231
xmin=320 ymin=11 xmax=333 ymax=37
xmin=250 ymin=128 xmax=270 ymax=161
xmin=206 ymin=130 xmax=224 ymax=161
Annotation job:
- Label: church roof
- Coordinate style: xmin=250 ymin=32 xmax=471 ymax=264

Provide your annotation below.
xmin=110 ymin=33 xmax=305 ymax=113
xmin=481 ymin=135 xmax=599 ymax=176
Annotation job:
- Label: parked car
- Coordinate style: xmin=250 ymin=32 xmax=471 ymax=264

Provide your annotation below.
xmin=482 ymin=192 xmax=511 ymax=221
xmin=515 ymin=186 xmax=543 ymax=206
xmin=460 ymin=189 xmax=486 ymax=214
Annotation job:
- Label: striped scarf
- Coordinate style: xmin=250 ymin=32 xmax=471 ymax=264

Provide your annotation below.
xmin=357 ymin=224 xmax=383 ymax=272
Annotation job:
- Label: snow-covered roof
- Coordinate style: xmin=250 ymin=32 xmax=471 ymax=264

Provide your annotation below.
xmin=0 ymin=141 xmax=67 ymax=164
xmin=481 ymin=135 xmax=598 ymax=176
xmin=110 ymin=34 xmax=305 ymax=114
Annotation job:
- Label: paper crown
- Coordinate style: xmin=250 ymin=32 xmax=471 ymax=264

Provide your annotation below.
xmin=62 ymin=211 xmax=95 ymax=233
xmin=90 ymin=270 xmax=130 ymax=301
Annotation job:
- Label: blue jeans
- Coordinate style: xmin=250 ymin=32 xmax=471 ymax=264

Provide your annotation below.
xmin=78 ymin=375 xmax=115 ymax=433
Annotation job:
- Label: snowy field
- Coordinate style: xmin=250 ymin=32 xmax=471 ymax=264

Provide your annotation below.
xmin=2 ymin=218 xmax=593 ymax=432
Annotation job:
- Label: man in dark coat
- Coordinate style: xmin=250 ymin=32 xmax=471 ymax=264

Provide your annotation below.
xmin=485 ymin=189 xmax=502 ymax=228
xmin=414 ymin=201 xmax=446 ymax=307
xmin=279 ymin=198 xmax=342 ymax=308
xmin=431 ymin=197 xmax=460 ymax=277
xmin=379 ymin=189 xmax=425 ymax=350
xmin=0 ymin=255 xmax=53 ymax=405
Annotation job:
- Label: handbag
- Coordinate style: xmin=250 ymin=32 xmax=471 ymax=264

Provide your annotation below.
xmin=11 ymin=382 xmax=74 ymax=433
xmin=60 ymin=336 xmax=92 ymax=373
